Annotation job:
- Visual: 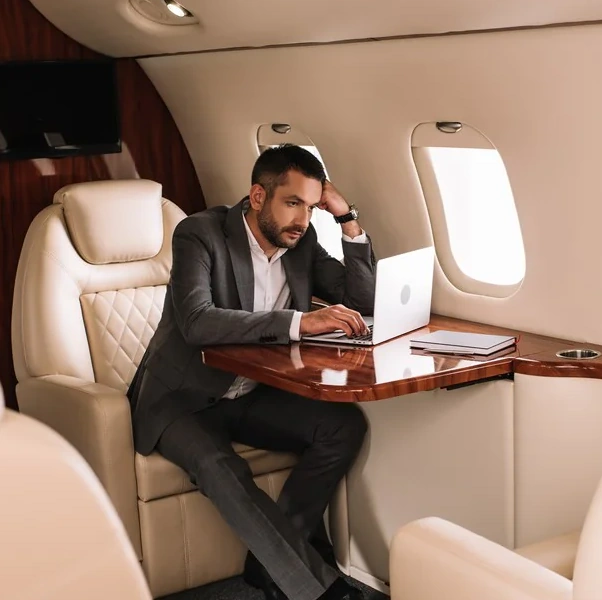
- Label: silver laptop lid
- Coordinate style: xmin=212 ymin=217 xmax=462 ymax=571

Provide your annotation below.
xmin=372 ymin=246 xmax=435 ymax=344
xmin=301 ymin=246 xmax=434 ymax=346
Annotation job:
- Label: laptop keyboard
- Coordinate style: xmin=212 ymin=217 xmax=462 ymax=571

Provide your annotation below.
xmin=350 ymin=324 xmax=374 ymax=341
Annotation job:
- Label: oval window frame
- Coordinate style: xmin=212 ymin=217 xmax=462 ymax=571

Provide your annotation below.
xmin=256 ymin=124 xmax=344 ymax=261
xmin=412 ymin=122 xmax=526 ymax=298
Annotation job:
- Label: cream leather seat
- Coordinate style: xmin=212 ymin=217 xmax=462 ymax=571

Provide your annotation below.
xmin=514 ymin=531 xmax=580 ymax=581
xmin=0 ymin=384 xmax=151 ymax=600
xmin=388 ymin=479 xmax=602 ymax=600
xmin=11 ymin=179 xmax=298 ymax=598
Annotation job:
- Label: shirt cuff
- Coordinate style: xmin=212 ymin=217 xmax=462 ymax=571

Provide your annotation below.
xmin=342 ymin=229 xmax=367 ymax=243
xmin=289 ymin=311 xmax=303 ymax=341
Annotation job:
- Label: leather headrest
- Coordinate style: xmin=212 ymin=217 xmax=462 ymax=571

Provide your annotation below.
xmin=53 ymin=180 xmax=164 ymax=265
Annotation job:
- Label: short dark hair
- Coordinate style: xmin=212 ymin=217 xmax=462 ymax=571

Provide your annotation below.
xmin=252 ymin=144 xmax=326 ymax=199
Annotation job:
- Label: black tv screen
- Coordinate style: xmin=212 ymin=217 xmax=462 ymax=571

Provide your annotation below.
xmin=0 ymin=59 xmax=121 ymax=161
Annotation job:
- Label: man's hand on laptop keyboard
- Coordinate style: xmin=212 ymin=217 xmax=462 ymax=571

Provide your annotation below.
xmin=300 ymin=304 xmax=370 ymax=337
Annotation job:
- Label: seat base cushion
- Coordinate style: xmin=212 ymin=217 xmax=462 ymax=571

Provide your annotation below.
xmin=136 ymin=445 xmax=298 ymax=502
xmin=139 ymin=468 xmax=291 ymax=598
xmin=514 ymin=531 xmax=580 ymax=580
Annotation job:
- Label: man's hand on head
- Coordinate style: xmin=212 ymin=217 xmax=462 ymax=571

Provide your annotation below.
xmin=300 ymin=304 xmax=370 ymax=337
xmin=319 ymin=180 xmax=363 ymax=239
xmin=318 ymin=181 xmax=350 ymax=218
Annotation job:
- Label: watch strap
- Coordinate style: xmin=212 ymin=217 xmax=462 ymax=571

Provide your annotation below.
xmin=333 ymin=204 xmax=358 ymax=224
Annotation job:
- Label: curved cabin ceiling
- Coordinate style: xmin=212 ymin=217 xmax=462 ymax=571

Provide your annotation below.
xmin=29 ymin=0 xmax=602 ymax=57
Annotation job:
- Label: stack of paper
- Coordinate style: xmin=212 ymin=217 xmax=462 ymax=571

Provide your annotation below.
xmin=409 ymin=330 xmax=517 ymax=357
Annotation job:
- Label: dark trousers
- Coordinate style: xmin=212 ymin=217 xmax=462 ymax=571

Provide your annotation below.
xmin=156 ymin=384 xmax=367 ymax=600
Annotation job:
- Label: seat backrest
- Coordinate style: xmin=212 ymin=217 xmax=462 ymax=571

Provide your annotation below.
xmin=12 ymin=179 xmax=186 ymax=392
xmin=572 ymin=474 xmax=602 ymax=599
xmin=0 ymin=385 xmax=152 ymax=599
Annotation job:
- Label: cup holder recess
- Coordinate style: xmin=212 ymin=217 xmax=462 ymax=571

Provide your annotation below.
xmin=556 ymin=349 xmax=601 ymax=360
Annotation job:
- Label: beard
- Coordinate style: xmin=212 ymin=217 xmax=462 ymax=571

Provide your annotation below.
xmin=257 ymin=205 xmax=306 ymax=249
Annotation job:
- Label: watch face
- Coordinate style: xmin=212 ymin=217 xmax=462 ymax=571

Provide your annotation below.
xmin=350 ymin=205 xmax=359 ymax=219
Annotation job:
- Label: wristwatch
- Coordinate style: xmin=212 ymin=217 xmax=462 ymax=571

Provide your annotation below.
xmin=333 ymin=204 xmax=359 ymax=224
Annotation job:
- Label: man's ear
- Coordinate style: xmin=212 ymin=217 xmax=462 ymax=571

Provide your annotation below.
xmin=249 ymin=184 xmax=266 ymax=210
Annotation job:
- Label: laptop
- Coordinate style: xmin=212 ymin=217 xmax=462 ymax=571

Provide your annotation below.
xmin=302 ymin=246 xmax=435 ymax=346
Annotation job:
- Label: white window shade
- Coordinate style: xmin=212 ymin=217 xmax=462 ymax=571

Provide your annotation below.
xmin=257 ymin=125 xmax=343 ymax=261
xmin=412 ymin=122 xmax=525 ymax=297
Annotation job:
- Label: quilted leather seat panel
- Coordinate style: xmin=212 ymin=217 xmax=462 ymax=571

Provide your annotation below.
xmin=136 ymin=446 xmax=298 ymax=501
xmin=81 ymin=286 xmax=166 ymax=392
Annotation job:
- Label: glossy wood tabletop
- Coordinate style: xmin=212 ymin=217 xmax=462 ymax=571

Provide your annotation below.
xmin=201 ymin=314 xmax=602 ymax=402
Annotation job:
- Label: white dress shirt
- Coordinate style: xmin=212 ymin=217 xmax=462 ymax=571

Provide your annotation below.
xmin=223 ymin=214 xmax=367 ymax=399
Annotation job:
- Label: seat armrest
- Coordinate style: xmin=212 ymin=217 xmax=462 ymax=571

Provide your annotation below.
xmin=515 ymin=531 xmax=580 ymax=580
xmin=16 ymin=375 xmax=141 ymax=558
xmin=390 ymin=517 xmax=572 ymax=600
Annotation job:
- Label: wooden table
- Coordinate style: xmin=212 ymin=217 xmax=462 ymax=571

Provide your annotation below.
xmin=202 ymin=314 xmax=602 ymax=402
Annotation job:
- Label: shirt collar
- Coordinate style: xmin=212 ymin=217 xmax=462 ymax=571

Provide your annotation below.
xmin=242 ymin=213 xmax=287 ymax=262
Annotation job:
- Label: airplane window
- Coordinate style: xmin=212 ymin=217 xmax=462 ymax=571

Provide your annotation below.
xmin=428 ymin=147 xmax=524 ymax=285
xmin=412 ymin=123 xmax=525 ymax=297
xmin=257 ymin=124 xmax=343 ymax=261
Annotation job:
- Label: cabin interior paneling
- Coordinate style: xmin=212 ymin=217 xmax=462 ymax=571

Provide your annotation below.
xmin=138 ymin=23 xmax=602 ymax=345
xmin=7 ymin=1 xmax=602 ymax=598
xmin=0 ymin=0 xmax=205 ymax=410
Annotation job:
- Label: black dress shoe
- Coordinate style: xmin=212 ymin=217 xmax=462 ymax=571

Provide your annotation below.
xmin=318 ymin=578 xmax=364 ymax=600
xmin=243 ymin=552 xmax=288 ymax=600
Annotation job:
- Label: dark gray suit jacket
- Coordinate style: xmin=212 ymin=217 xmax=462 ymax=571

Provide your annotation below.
xmin=129 ymin=198 xmax=376 ymax=454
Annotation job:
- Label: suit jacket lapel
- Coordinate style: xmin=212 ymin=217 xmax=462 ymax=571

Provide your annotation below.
xmin=283 ymin=249 xmax=311 ymax=313
xmin=224 ymin=199 xmax=254 ymax=312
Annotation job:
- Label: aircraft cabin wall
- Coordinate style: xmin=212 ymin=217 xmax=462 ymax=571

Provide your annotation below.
xmin=141 ymin=23 xmax=601 ymax=345
xmin=4 ymin=3 xmax=602 ymax=594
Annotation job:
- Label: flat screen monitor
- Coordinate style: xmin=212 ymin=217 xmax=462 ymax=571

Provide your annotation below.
xmin=0 ymin=59 xmax=121 ymax=161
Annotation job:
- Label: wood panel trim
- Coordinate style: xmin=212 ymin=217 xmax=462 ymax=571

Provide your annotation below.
xmin=513 ymin=355 xmax=602 ymax=379
xmin=0 ymin=0 xmax=206 ymax=410
xmin=202 ymin=314 xmax=602 ymax=402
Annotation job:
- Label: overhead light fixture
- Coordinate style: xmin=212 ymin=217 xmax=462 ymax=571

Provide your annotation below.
xmin=164 ymin=0 xmax=191 ymax=17
xmin=130 ymin=0 xmax=199 ymax=25
xmin=436 ymin=121 xmax=463 ymax=134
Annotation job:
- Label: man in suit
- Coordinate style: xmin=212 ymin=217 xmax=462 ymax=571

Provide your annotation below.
xmin=129 ymin=144 xmax=376 ymax=600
